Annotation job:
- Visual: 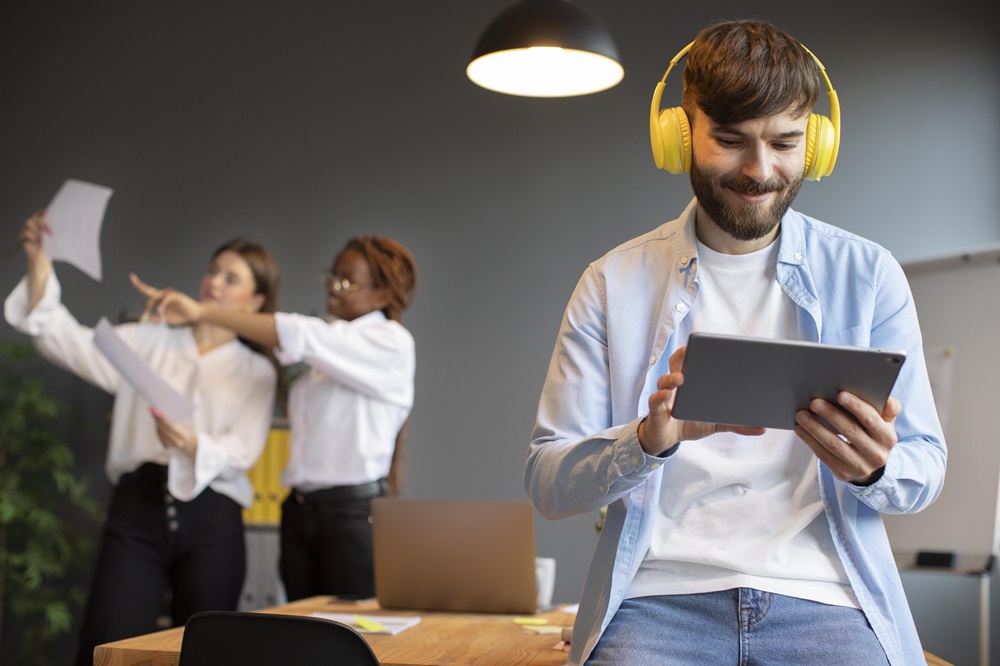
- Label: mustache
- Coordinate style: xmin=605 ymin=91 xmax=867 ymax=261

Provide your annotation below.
xmin=721 ymin=174 xmax=789 ymax=194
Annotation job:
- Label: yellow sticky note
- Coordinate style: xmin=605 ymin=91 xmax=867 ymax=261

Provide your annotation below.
xmin=353 ymin=614 xmax=385 ymax=632
xmin=513 ymin=617 xmax=548 ymax=625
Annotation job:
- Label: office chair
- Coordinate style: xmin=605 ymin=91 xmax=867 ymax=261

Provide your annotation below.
xmin=178 ymin=610 xmax=381 ymax=666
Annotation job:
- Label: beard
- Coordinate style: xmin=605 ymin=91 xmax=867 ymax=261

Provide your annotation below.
xmin=690 ymin=160 xmax=803 ymax=242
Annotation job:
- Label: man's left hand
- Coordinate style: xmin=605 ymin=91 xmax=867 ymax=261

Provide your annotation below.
xmin=794 ymin=392 xmax=901 ymax=486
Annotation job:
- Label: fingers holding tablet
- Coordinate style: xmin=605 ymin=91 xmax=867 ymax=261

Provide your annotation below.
xmin=794 ymin=391 xmax=901 ymax=485
xmin=639 ymin=345 xmax=766 ymax=457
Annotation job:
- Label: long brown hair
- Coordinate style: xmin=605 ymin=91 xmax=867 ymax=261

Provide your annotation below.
xmin=341 ymin=236 xmax=417 ymax=324
xmin=210 ymin=238 xmax=280 ymax=358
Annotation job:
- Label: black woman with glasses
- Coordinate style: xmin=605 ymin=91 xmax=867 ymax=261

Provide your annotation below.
xmin=132 ymin=235 xmax=418 ymax=601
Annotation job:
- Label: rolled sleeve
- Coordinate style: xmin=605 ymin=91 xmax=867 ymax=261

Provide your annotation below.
xmin=6 ymin=275 xmax=54 ymax=335
xmin=273 ymin=311 xmax=307 ymax=364
xmin=4 ymin=271 xmax=121 ymax=394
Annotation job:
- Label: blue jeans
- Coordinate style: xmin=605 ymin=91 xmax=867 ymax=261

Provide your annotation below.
xmin=586 ymin=589 xmax=890 ymax=666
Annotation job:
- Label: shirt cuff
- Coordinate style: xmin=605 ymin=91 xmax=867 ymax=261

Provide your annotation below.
xmin=848 ymin=457 xmax=898 ymax=510
xmin=273 ymin=312 xmax=305 ymax=365
xmin=613 ymin=418 xmax=675 ymax=477
xmin=4 ymin=272 xmax=61 ymax=336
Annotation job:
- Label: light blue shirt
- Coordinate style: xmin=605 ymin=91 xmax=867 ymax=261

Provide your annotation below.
xmin=525 ymin=199 xmax=947 ymax=666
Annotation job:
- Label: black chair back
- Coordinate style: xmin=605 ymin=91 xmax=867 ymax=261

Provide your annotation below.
xmin=178 ymin=610 xmax=381 ymax=666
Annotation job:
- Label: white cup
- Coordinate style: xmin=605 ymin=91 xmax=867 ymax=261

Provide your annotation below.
xmin=535 ymin=557 xmax=556 ymax=610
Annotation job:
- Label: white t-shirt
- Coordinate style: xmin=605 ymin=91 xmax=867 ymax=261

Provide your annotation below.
xmin=627 ymin=238 xmax=858 ymax=609
xmin=4 ymin=271 xmax=277 ymax=508
xmin=274 ymin=310 xmax=415 ymax=490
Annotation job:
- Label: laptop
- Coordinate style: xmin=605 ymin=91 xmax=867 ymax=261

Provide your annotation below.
xmin=371 ymin=498 xmax=538 ymax=614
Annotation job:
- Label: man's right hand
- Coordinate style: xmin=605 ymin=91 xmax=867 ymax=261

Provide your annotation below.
xmin=639 ymin=346 xmax=767 ymax=456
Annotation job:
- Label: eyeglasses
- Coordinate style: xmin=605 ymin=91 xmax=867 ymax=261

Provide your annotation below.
xmin=321 ymin=272 xmax=371 ymax=293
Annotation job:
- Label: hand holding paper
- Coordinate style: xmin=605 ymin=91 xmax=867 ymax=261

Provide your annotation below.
xmin=150 ymin=407 xmax=199 ymax=456
xmin=16 ymin=210 xmax=50 ymax=263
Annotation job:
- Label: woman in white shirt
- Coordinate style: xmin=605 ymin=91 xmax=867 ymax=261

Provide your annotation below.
xmin=131 ymin=235 xmax=417 ymax=601
xmin=4 ymin=211 xmax=280 ymax=666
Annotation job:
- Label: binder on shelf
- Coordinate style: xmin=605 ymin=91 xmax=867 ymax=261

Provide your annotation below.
xmin=243 ymin=426 xmax=291 ymax=526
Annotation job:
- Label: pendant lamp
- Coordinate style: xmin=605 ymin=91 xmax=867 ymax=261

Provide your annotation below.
xmin=467 ymin=0 xmax=624 ymax=97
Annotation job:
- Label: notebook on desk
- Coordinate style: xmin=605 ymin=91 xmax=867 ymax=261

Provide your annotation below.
xmin=371 ymin=498 xmax=538 ymax=614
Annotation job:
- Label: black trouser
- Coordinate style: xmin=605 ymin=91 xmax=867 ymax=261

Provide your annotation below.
xmin=75 ymin=463 xmax=246 ymax=666
xmin=279 ymin=479 xmax=385 ymax=601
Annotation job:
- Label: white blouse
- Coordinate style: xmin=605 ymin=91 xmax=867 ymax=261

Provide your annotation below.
xmin=4 ymin=271 xmax=277 ymax=508
xmin=274 ymin=310 xmax=415 ymax=490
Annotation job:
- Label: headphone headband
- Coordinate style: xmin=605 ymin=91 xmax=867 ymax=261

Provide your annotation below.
xmin=659 ymin=40 xmax=694 ymax=85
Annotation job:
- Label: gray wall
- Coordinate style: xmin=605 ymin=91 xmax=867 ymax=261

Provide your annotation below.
xmin=2 ymin=1 xmax=998 ymax=664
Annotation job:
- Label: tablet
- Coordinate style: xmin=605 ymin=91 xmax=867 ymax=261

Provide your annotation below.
xmin=671 ymin=332 xmax=906 ymax=430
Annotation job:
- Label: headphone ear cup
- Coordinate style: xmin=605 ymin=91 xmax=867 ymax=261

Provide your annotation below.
xmin=804 ymin=113 xmax=837 ymax=181
xmin=650 ymin=106 xmax=692 ymax=174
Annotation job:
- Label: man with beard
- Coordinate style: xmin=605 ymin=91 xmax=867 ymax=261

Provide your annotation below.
xmin=524 ymin=18 xmax=945 ymax=666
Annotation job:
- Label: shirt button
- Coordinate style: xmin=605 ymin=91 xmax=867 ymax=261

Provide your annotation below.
xmin=630 ymin=456 xmax=639 ymax=466
xmin=675 ymin=303 xmax=688 ymax=313
xmin=651 ymin=463 xmax=661 ymax=469
xmin=648 ymin=355 xmax=656 ymax=365
xmin=598 ymin=484 xmax=606 ymax=494
xmin=168 ymin=520 xmax=180 ymax=532
xmin=164 ymin=494 xmax=174 ymax=504
xmin=680 ymin=256 xmax=689 ymax=266
xmin=794 ymin=252 xmax=803 ymax=261
xmin=166 ymin=506 xmax=177 ymax=518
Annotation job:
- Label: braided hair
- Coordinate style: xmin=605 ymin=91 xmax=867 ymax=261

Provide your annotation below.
xmin=341 ymin=236 xmax=417 ymax=323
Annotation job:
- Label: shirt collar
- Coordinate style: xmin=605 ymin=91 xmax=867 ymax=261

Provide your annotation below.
xmin=777 ymin=207 xmax=807 ymax=266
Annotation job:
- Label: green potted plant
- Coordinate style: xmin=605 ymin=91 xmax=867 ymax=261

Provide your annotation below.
xmin=0 ymin=341 xmax=100 ymax=666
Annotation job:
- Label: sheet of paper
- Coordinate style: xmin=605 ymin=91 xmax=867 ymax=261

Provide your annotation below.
xmin=309 ymin=612 xmax=421 ymax=636
xmin=93 ymin=317 xmax=194 ymax=422
xmin=45 ymin=179 xmax=113 ymax=282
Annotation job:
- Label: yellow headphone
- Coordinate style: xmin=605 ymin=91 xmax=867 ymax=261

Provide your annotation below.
xmin=649 ymin=41 xmax=841 ymax=181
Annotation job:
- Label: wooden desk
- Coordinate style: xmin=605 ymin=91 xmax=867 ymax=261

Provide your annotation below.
xmin=93 ymin=595 xmax=955 ymax=666
xmin=93 ymin=596 xmax=575 ymax=666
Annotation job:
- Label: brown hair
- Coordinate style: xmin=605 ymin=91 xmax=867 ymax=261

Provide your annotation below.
xmin=211 ymin=237 xmax=280 ymax=357
xmin=341 ymin=236 xmax=417 ymax=324
xmin=682 ymin=19 xmax=822 ymax=127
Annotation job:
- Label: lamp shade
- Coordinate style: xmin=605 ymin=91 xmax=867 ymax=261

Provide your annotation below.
xmin=467 ymin=0 xmax=624 ymax=97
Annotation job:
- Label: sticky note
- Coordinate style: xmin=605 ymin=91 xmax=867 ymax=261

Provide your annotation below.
xmin=513 ymin=617 xmax=548 ymax=625
xmin=353 ymin=614 xmax=385 ymax=632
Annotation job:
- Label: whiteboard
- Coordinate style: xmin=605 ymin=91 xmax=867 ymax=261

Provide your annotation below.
xmin=882 ymin=244 xmax=1000 ymax=564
